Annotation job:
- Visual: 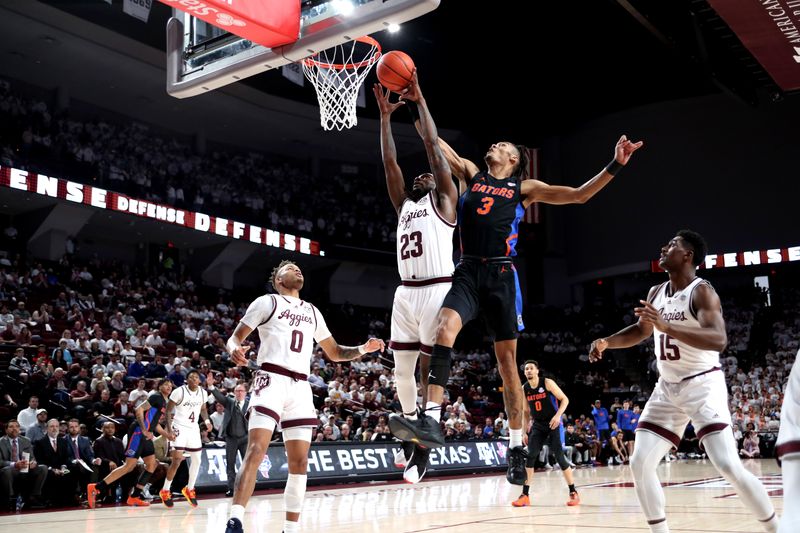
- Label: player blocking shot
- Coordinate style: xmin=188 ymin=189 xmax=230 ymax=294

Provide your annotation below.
xmin=160 ymin=369 xmax=211 ymax=508
xmin=390 ymin=78 xmax=644 ymax=485
xmin=512 ymin=361 xmax=579 ymax=508
xmin=589 ymin=230 xmax=779 ymax=533
xmin=224 ymin=261 xmax=384 ymax=533
xmin=373 ymin=71 xmax=457 ymax=484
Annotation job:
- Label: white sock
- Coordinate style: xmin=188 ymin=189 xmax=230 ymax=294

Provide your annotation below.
xmin=230 ymin=504 xmax=245 ymax=521
xmin=779 ymin=456 xmax=799 ymax=533
xmin=509 ymin=428 xmax=522 ymax=448
xmin=425 ymin=401 xmax=441 ymax=423
xmin=648 ymin=520 xmax=669 ymax=533
xmin=188 ymin=451 xmax=202 ymax=490
xmin=394 ymin=350 xmax=419 ymax=420
xmin=162 ymin=478 xmax=172 ymax=491
xmin=283 ymin=519 xmax=300 ymax=533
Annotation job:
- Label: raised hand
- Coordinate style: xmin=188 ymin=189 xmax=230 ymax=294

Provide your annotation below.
xmin=373 ymin=83 xmax=405 ymax=116
xmin=399 ymin=70 xmax=422 ymax=102
xmin=634 ymin=300 xmax=668 ymax=330
xmin=589 ymin=338 xmax=608 ymax=363
xmin=614 ymin=134 xmax=644 ymax=165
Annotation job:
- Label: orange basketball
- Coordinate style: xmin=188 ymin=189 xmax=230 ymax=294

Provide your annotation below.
xmin=376 ymin=51 xmax=415 ymax=92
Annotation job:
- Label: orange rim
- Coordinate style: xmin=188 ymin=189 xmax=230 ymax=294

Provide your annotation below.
xmin=302 ymin=36 xmax=382 ymax=70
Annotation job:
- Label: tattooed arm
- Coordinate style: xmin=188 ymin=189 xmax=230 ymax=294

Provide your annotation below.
xmin=317 ymin=337 xmax=386 ymax=362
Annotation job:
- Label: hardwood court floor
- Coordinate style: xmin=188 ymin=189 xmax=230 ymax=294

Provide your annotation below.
xmin=0 ymin=459 xmax=783 ymax=532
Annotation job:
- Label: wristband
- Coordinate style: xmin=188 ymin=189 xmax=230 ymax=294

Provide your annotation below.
xmin=406 ymin=100 xmax=420 ymax=122
xmin=605 ymin=159 xmax=624 ymax=176
xmin=358 ymin=344 xmax=368 ymax=355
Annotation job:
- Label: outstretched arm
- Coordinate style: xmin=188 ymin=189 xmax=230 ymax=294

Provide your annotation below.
xmin=401 ymin=72 xmax=457 ymax=220
xmin=408 ymin=99 xmax=478 ymax=191
xmin=373 ymin=84 xmax=407 ymax=213
xmin=589 ymin=285 xmax=658 ymax=362
xmin=317 ymin=336 xmax=385 ymax=362
xmin=520 ymin=135 xmax=643 ymax=208
xmin=635 ymin=283 xmax=727 ymax=351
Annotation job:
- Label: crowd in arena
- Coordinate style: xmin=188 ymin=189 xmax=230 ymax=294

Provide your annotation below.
xmin=0 ymin=78 xmax=397 ymax=251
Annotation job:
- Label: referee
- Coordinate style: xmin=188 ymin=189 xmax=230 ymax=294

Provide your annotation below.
xmin=512 ymin=360 xmax=580 ymax=507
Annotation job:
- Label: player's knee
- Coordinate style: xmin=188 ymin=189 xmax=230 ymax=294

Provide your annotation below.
xmin=246 ymin=440 xmax=268 ymax=459
xmin=287 ymin=457 xmax=308 ymax=474
xmin=629 ymin=449 xmax=647 ymax=477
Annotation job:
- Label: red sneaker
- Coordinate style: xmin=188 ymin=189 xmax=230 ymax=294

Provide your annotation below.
xmin=87 ymin=483 xmax=99 ymax=509
xmin=511 ymin=494 xmax=530 ymax=507
xmin=181 ymin=487 xmax=197 ymax=508
xmin=566 ymin=492 xmax=581 ymax=506
xmin=160 ymin=489 xmax=173 ymax=508
xmin=127 ymin=496 xmax=150 ymax=507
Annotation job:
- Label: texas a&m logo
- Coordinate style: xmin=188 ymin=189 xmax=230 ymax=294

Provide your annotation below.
xmin=251 ymin=371 xmax=271 ymax=395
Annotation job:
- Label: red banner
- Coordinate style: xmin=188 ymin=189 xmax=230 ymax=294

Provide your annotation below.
xmin=0 ymin=166 xmax=322 ymax=256
xmin=157 ymin=0 xmax=300 ymax=48
xmin=708 ymin=0 xmax=800 ymax=91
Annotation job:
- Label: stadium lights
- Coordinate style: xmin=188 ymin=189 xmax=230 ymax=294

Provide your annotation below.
xmin=387 ymin=23 xmax=401 ymax=33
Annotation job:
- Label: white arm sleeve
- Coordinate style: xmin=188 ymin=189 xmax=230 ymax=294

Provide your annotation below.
xmin=240 ymin=294 xmax=276 ymax=330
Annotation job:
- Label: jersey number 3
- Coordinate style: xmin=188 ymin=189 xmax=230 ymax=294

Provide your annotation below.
xmin=659 ymin=334 xmax=681 ymax=361
xmin=400 ymin=231 xmax=423 ymax=259
xmin=476 ymin=197 xmax=494 ymax=215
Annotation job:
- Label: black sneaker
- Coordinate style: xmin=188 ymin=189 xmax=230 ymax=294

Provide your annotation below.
xmin=388 ymin=413 xmax=445 ymax=449
xmin=225 ymin=518 xmax=244 ymax=533
xmin=506 ymin=446 xmax=528 ymax=485
xmin=403 ymin=445 xmax=431 ymax=484
xmin=394 ymin=439 xmax=416 ymax=468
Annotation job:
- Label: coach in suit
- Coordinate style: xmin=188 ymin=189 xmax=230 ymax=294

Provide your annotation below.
xmin=33 ymin=418 xmax=77 ymax=505
xmin=206 ymin=373 xmax=248 ymax=496
xmin=0 ymin=419 xmax=46 ymax=510
xmin=65 ymin=418 xmax=101 ymax=495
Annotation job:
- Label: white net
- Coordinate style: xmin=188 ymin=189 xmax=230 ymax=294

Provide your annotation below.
xmin=302 ymin=36 xmax=381 ymax=131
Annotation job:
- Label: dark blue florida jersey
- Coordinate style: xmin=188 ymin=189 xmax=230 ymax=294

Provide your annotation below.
xmin=458 ymin=171 xmax=524 ymax=257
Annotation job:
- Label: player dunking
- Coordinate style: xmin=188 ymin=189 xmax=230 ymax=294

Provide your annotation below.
xmin=224 ymin=261 xmax=384 ymax=533
xmin=374 ymin=72 xmax=457 ymax=484
xmin=391 ymin=99 xmax=643 ymax=483
xmin=777 ymin=349 xmax=799 ymax=533
xmin=512 ymin=360 xmax=579 ymax=507
xmin=160 ymin=369 xmax=211 ymax=508
xmin=589 ymin=230 xmax=779 ymax=533
xmin=87 ymin=378 xmax=175 ymax=508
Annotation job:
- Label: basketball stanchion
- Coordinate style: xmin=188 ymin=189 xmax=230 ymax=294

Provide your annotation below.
xmin=301 ymin=36 xmax=382 ymax=131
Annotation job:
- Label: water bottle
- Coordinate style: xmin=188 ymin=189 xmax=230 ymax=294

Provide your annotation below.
xmin=116 ymin=484 xmax=123 ymax=503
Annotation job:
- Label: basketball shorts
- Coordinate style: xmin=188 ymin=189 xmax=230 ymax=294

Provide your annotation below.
xmin=441 ymin=258 xmax=524 ymax=341
xmin=125 ymin=425 xmax=155 ymax=459
xmin=172 ymin=422 xmax=202 ymax=452
xmin=527 ymin=425 xmax=570 ymax=469
xmin=636 ymin=369 xmax=732 ymax=448
xmin=622 ymin=429 xmax=635 ymax=441
xmin=248 ymin=369 xmax=317 ymax=440
xmin=777 ymin=359 xmax=800 ymax=460
xmin=389 ymin=281 xmax=451 ymax=354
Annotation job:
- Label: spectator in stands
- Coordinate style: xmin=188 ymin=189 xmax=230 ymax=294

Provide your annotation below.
xmin=106 ymin=354 xmax=125 ymax=375
xmin=145 ymin=355 xmax=167 ymax=379
xmin=1 ymin=323 xmax=16 ymax=343
xmin=120 ymin=341 xmax=136 ymax=363
xmin=15 ymin=325 xmax=32 ymax=346
xmin=69 ymin=381 xmax=92 ymax=417
xmin=70 ymin=367 xmax=90 ymax=390
xmin=129 ymin=379 xmax=148 ymax=407
xmin=16 ymin=396 xmax=39 ymax=432
xmin=26 ymin=409 xmax=49 ymax=443
xmin=89 ymin=369 xmax=107 ymax=393
xmin=740 ymin=429 xmax=761 ymax=459
xmin=13 ymin=301 xmax=31 ymax=321
xmin=92 ymin=389 xmax=114 ymax=421
xmin=0 ymin=419 xmax=46 ymax=511
xmin=113 ymin=390 xmax=134 ymax=423
xmin=108 ymin=371 xmax=125 ymax=398
xmin=105 ymin=331 xmax=123 ymax=354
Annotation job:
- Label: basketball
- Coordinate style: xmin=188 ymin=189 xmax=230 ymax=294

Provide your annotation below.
xmin=376 ymin=50 xmax=415 ymax=92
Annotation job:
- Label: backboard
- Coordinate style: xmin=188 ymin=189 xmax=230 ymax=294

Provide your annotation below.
xmin=166 ymin=0 xmax=440 ymax=98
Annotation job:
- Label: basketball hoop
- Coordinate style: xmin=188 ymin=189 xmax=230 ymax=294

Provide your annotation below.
xmin=302 ymin=36 xmax=381 ymax=131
